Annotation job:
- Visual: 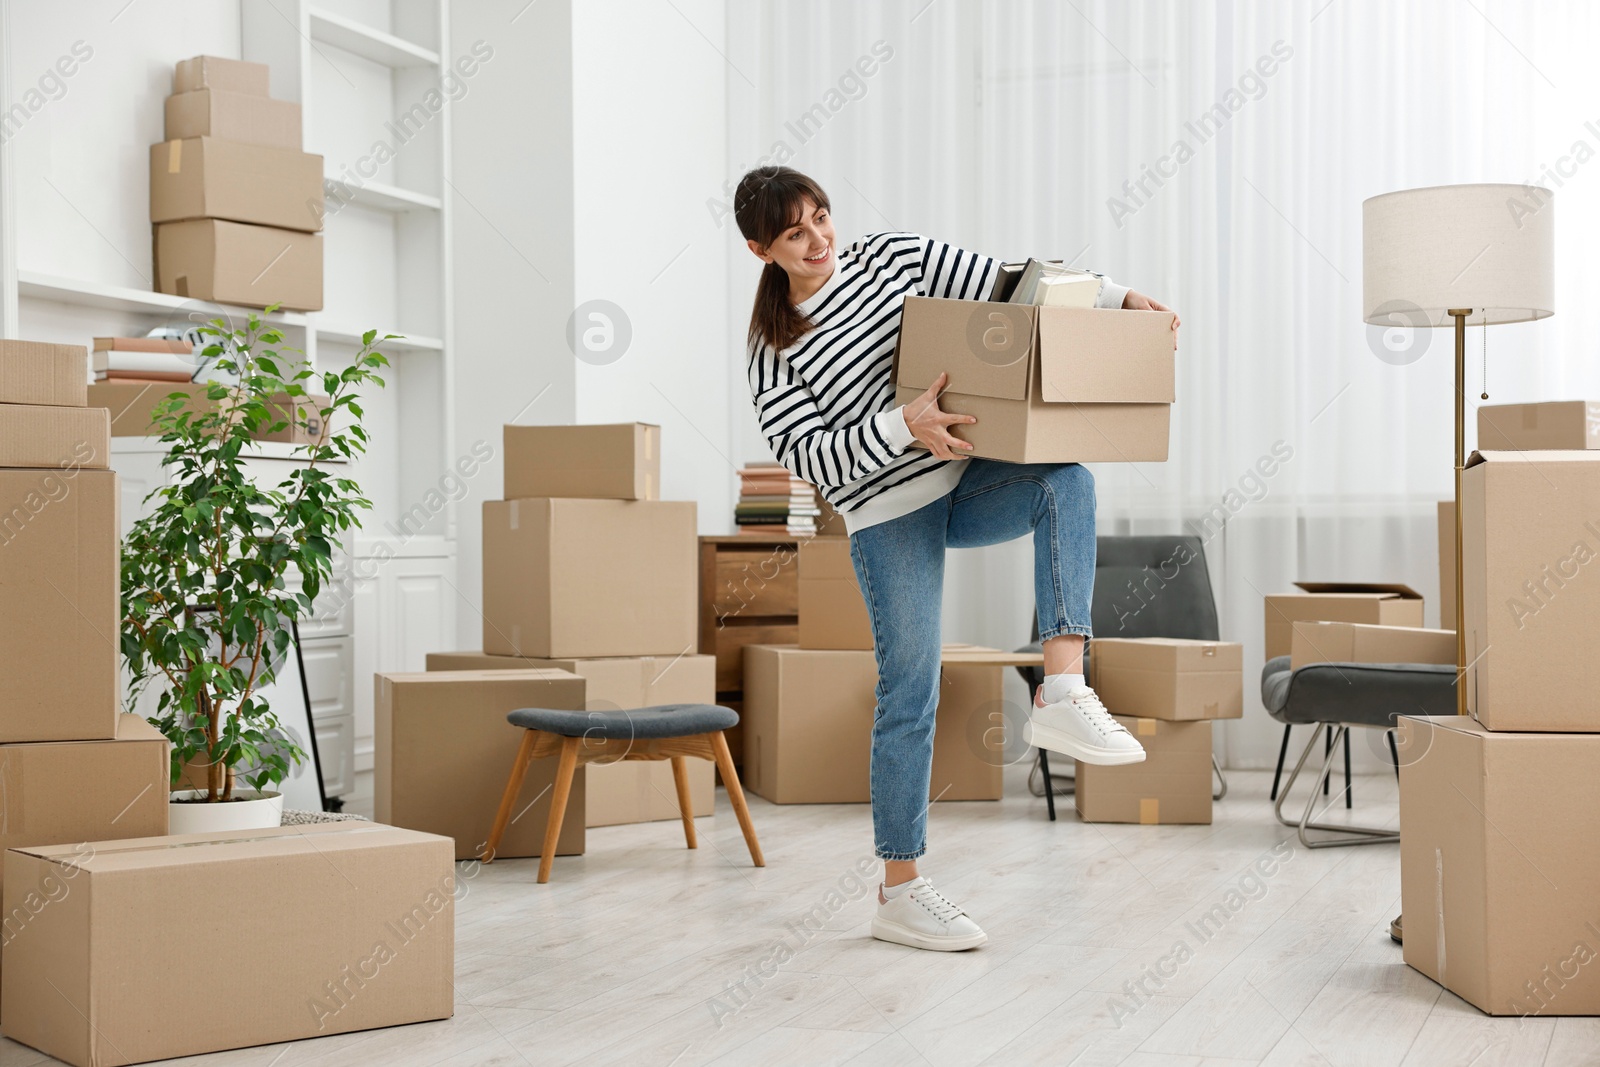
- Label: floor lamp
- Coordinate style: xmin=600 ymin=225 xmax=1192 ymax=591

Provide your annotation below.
xmin=1362 ymin=183 xmax=1555 ymax=944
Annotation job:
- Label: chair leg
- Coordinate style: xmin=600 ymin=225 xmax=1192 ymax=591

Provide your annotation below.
xmin=1270 ymin=724 xmax=1292 ymax=802
xmin=537 ymin=736 xmax=580 ymax=884
xmin=709 ymin=731 xmax=764 ymax=868
xmin=1211 ymin=754 xmax=1228 ymax=802
xmin=1273 ymin=723 xmax=1400 ymax=848
xmin=671 ymin=755 xmax=697 ymax=850
xmin=1038 ymin=748 xmax=1057 ymax=821
xmin=1323 ymin=727 xmax=1332 ymax=796
xmin=484 ymin=730 xmax=539 ymax=863
xmin=1387 ymin=729 xmax=1401 ymax=780
xmin=1344 ymin=728 xmax=1353 ymax=809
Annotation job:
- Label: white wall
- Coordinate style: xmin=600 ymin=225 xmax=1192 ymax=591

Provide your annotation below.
xmin=571 ymin=0 xmax=730 ymax=533
xmin=448 ymin=0 xmax=578 ymax=648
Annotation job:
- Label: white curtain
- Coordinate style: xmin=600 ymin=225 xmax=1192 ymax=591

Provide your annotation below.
xmin=725 ymin=1 xmax=1600 ymax=768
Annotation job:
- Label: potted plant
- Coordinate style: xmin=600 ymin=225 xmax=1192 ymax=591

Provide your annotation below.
xmin=120 ymin=310 xmax=389 ymax=833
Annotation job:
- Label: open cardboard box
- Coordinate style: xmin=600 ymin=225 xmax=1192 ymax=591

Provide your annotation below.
xmin=892 ymin=296 xmax=1175 ymax=463
xmin=1262 ymin=582 xmax=1424 ymax=661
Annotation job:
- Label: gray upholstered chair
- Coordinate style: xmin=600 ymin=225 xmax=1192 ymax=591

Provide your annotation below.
xmin=1014 ymin=534 xmax=1230 ymax=821
xmin=1261 ymin=655 xmax=1456 ymax=847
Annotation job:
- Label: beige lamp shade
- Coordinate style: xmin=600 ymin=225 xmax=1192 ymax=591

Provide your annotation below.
xmin=1363 ymin=183 xmax=1554 ymax=326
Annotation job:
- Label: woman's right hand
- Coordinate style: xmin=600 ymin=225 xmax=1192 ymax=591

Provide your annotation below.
xmin=904 ymin=372 xmax=977 ymax=460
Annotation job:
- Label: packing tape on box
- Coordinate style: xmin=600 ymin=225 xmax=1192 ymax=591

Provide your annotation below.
xmin=1435 ymin=847 xmax=1447 ymax=983
xmin=508 ymin=499 xmax=520 ymax=530
xmin=1201 ymin=645 xmax=1217 ymax=657
xmin=645 ymin=472 xmax=656 ymax=499
xmin=23 ymin=823 xmax=394 ymax=870
xmin=167 ymin=139 xmax=183 ymax=172
xmin=1139 ymin=798 xmax=1159 ymax=824
xmin=644 ymin=426 xmax=656 ymax=460
xmin=1136 ymin=718 xmax=1157 ymax=736
xmin=0 ymin=751 xmax=21 ymax=837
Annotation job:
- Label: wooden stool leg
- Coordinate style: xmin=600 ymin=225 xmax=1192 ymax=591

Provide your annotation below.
xmin=709 ymin=731 xmax=764 ymax=868
xmin=671 ymin=756 xmax=697 ymax=849
xmin=538 ymin=736 xmax=580 ymax=884
xmin=484 ymin=730 xmax=539 ymax=863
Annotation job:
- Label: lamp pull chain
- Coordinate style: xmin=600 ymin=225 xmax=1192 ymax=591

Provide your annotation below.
xmin=1480 ymin=311 xmax=1489 ymax=400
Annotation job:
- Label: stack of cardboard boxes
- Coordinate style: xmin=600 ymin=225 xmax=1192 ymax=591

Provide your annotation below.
xmin=379 ymin=422 xmax=714 ymax=863
xmin=150 ymin=55 xmax=324 ymax=311
xmin=1074 ymin=637 xmax=1245 ymax=824
xmin=744 ymin=536 xmax=1021 ymax=804
xmin=1399 ymin=400 xmax=1600 ymax=1017
xmin=0 ymin=345 xmax=458 ymax=1066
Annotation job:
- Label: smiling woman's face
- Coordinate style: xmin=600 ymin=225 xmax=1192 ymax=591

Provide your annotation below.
xmin=748 ymin=197 xmax=835 ymax=282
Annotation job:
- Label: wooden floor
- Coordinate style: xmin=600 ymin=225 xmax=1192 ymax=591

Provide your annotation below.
xmin=7 ymin=766 xmax=1598 ymax=1067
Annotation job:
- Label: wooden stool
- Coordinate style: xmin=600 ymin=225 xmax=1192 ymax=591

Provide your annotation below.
xmin=483 ymin=702 xmax=764 ymax=883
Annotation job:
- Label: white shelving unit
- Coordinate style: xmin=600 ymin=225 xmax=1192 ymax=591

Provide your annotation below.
xmin=0 ymin=1 xmax=458 ymax=806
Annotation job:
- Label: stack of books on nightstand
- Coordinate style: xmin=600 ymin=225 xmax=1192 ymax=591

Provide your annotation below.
xmin=735 ymin=462 xmax=821 ymax=535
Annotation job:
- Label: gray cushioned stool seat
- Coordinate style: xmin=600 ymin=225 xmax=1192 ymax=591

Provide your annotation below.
xmin=507 ymin=703 xmax=739 ymax=739
xmin=1260 ymin=654 xmax=1458 ymax=727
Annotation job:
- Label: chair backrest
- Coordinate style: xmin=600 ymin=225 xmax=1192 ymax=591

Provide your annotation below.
xmin=1033 ymin=534 xmax=1220 ymax=643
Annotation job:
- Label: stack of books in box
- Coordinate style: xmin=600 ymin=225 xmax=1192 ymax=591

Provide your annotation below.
xmin=736 ymin=462 xmax=821 ymax=535
xmin=150 ymin=55 xmax=324 ymax=311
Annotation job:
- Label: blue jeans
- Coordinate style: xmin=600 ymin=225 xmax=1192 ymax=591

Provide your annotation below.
xmin=848 ymin=459 xmax=1096 ymax=860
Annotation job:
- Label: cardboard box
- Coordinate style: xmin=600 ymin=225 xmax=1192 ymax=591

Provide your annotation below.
xmin=1438 ymin=498 xmax=1457 ymax=629
xmin=1262 ymin=582 xmax=1424 ymax=661
xmin=0 ymin=403 xmax=108 ymax=469
xmin=165 ymin=88 xmax=302 ymax=149
xmin=741 ymin=644 xmax=1004 ymax=803
xmin=1463 ymin=450 xmax=1600 ymax=731
xmin=1398 ymin=714 xmax=1600 ymax=1015
xmin=375 ymin=670 xmax=587 ymax=860
xmin=150 ymin=138 xmax=323 ymax=233
xmin=1075 ymin=717 xmax=1213 ymax=824
xmin=2 ymin=823 xmax=454 ymax=1066
xmin=256 ymin=392 xmax=331 ymax=446
xmin=1478 ymin=400 xmax=1600 ymax=451
xmin=1289 ymin=621 xmax=1456 ymax=671
xmin=893 ymin=297 xmax=1175 ymax=463
xmin=797 ymin=536 xmax=872 ymax=650
xmin=0 ymin=715 xmax=168 ymax=1005
xmin=0 ymin=470 xmax=119 ymax=743
xmin=156 ymin=219 xmax=324 ymax=312
xmin=172 ymin=54 xmax=270 ymax=95
xmin=89 ymin=380 xmax=210 ymax=436
xmin=1089 ymin=637 xmax=1243 ymax=721
xmin=711 ymin=620 xmax=796 ymax=691
xmin=503 ymin=422 xmax=660 ymax=500
xmin=0 ymin=341 xmax=87 ymax=407
xmin=482 ymin=498 xmax=697 ymax=659
xmin=423 ymin=651 xmax=716 ymax=828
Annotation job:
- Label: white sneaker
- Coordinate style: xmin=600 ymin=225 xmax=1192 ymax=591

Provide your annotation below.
xmin=1025 ymin=684 xmax=1147 ymax=765
xmin=872 ymin=877 xmax=988 ymax=952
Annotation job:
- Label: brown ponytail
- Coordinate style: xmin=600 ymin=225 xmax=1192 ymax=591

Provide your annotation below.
xmin=734 ymin=166 xmax=832 ymax=352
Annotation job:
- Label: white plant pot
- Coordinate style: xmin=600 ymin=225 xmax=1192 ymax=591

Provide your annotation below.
xmin=168 ymin=789 xmax=285 ymax=835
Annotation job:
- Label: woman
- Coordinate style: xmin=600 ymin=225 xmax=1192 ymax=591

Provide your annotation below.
xmin=735 ymin=166 xmax=1178 ymax=952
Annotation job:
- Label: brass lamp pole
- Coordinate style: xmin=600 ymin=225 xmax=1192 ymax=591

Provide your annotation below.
xmin=1361 ymin=184 xmax=1555 ymax=947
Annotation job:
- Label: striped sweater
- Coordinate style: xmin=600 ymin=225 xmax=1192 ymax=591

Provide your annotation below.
xmin=745 ymin=232 xmax=1128 ymax=534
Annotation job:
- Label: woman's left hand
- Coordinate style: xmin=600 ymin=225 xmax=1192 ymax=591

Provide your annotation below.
xmin=1123 ymin=290 xmax=1180 ymax=333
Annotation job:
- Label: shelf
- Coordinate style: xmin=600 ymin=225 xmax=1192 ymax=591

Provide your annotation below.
xmin=312 ymin=322 xmax=444 ymax=353
xmin=324 ymin=176 xmax=442 ymax=214
xmin=308 ymin=8 xmax=439 ymax=68
xmin=18 ymin=271 xmax=309 ymax=327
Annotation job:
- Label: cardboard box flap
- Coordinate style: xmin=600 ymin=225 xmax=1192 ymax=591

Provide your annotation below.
xmin=895 ymin=297 xmax=1035 ymax=401
xmin=1467 ymin=448 xmax=1600 ymax=468
xmin=381 ymin=668 xmax=581 ymax=686
xmin=1293 ymin=581 xmax=1421 ymax=600
xmin=938 ymin=646 xmax=1045 ymax=667
xmin=1035 ymin=308 xmax=1177 ymax=404
xmin=7 ymin=822 xmax=432 ymax=871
